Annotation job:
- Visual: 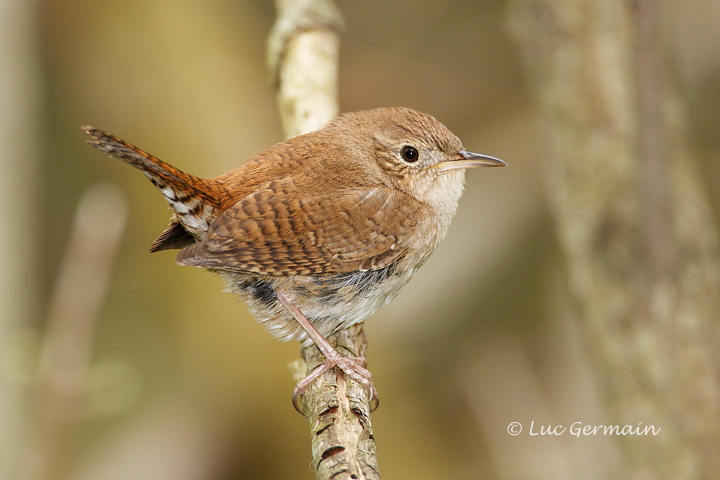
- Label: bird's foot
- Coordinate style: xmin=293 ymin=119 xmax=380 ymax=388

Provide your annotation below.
xmin=292 ymin=350 xmax=379 ymax=413
xmin=276 ymin=291 xmax=379 ymax=414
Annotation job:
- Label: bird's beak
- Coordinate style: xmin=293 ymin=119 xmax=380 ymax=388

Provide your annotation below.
xmin=435 ymin=150 xmax=507 ymax=172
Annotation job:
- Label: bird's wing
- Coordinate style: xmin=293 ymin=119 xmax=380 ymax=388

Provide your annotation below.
xmin=175 ymin=179 xmax=421 ymax=276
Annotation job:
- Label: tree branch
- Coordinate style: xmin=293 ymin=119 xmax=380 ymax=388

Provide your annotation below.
xmin=296 ymin=325 xmax=380 ymax=479
xmin=267 ymin=2 xmax=381 ymax=479
xmin=268 ymin=0 xmax=343 ymax=138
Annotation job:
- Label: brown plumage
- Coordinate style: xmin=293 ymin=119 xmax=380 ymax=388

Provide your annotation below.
xmin=84 ymin=107 xmax=505 ymax=407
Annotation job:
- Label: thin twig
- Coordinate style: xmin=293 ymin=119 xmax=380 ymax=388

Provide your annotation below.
xmin=268 ymin=0 xmax=343 ymax=137
xmin=268 ymin=2 xmax=381 ymax=479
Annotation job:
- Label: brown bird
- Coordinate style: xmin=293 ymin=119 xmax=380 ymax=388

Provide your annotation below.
xmin=83 ymin=107 xmax=505 ymax=409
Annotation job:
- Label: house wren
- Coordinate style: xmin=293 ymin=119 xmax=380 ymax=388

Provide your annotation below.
xmin=83 ymin=107 xmax=505 ymax=408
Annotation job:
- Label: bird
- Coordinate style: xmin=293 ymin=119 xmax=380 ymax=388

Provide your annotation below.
xmin=83 ymin=106 xmax=506 ymax=410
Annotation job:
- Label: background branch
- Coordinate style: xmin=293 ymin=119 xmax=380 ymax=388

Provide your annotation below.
xmin=268 ymin=1 xmax=380 ymax=479
xmin=22 ymin=185 xmax=128 ymax=480
xmin=509 ymin=0 xmax=720 ymax=478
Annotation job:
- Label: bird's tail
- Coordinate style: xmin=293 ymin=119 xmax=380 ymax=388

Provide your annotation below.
xmin=83 ymin=126 xmax=221 ymax=250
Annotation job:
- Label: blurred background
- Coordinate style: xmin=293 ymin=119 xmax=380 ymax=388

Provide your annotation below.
xmin=2 ymin=0 xmax=719 ymax=479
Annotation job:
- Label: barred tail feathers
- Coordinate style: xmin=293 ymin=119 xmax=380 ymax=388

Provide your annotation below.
xmin=83 ymin=126 xmax=220 ymax=246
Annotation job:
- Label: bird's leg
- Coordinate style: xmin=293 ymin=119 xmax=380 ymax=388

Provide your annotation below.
xmin=276 ymin=291 xmax=378 ymax=413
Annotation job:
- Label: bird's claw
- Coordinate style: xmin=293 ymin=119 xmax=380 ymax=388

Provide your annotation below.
xmin=292 ymin=355 xmax=379 ymax=414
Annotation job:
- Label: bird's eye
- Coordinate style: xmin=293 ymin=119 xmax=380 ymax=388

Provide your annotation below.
xmin=401 ymin=146 xmax=419 ymax=163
